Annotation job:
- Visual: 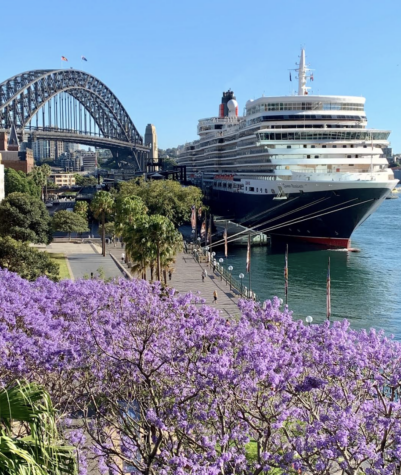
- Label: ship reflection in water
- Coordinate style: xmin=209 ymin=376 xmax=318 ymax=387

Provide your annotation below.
xmin=213 ymin=196 xmax=401 ymax=339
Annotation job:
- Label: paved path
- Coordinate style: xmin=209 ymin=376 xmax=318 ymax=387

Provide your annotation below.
xmin=37 ymin=241 xmax=243 ymax=318
xmin=108 ymin=245 xmax=242 ymax=319
xmin=37 ymin=241 xmax=125 ymax=281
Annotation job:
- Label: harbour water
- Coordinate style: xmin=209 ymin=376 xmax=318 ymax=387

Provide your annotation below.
xmin=214 ymin=195 xmax=401 ymax=339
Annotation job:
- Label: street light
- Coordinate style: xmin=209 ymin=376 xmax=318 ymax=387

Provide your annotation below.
xmin=306 ymin=315 xmax=313 ymax=326
xmin=219 ymin=258 xmax=224 ymax=281
xmin=211 ymin=251 xmax=216 ymax=268
xmin=228 ymin=265 xmax=233 ymax=290
xmin=239 ymin=273 xmax=244 ymax=297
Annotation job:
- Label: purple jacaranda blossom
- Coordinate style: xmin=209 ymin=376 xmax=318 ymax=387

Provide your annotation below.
xmin=2 ymin=268 xmax=401 ymax=474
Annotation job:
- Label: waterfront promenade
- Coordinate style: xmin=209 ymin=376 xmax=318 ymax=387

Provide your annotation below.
xmin=41 ymin=240 xmax=243 ymax=319
xmin=108 ymin=244 xmax=243 ymax=318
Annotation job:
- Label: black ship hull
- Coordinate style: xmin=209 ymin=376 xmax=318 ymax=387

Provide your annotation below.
xmin=205 ymin=184 xmax=391 ymax=248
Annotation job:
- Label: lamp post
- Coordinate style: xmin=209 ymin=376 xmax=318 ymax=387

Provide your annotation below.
xmin=306 ymin=315 xmax=313 ymax=326
xmin=197 ymin=237 xmax=201 ymax=250
xmin=228 ymin=265 xmax=233 ymax=290
xmin=211 ymin=251 xmax=216 ymax=268
xmin=219 ymin=258 xmax=224 ymax=281
xmin=239 ymin=273 xmax=244 ymax=297
xmin=213 ymin=259 xmax=217 ymax=273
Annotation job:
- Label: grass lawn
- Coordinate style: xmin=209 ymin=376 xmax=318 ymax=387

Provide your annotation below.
xmin=48 ymin=253 xmax=71 ymax=280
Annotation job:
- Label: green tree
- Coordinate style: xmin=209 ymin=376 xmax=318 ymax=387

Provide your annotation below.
xmin=73 ymin=200 xmax=89 ymax=220
xmin=124 ymin=216 xmax=154 ymax=280
xmin=124 ymin=215 xmax=181 ymax=281
xmin=29 ymin=164 xmax=52 ymax=201
xmin=0 ymin=193 xmax=52 ymax=244
xmin=74 ymin=174 xmax=97 ymax=187
xmin=52 ymin=211 xmax=89 ymax=240
xmin=90 ymin=191 xmax=115 ymax=256
xmin=4 ymin=168 xmax=41 ymax=197
xmin=119 ymin=179 xmax=203 ymax=226
xmin=0 ymin=381 xmax=77 ymax=475
xmin=0 ymin=236 xmax=60 ymax=281
xmin=115 ymin=196 xmax=147 ymax=238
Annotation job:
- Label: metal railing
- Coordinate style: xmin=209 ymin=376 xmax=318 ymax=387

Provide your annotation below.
xmin=193 ymin=248 xmax=258 ymax=301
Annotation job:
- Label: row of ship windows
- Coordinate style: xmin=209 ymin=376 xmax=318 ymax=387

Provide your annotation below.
xmin=247 ymin=102 xmax=364 ymax=114
xmin=247 ymin=114 xmax=365 ymax=125
xmin=257 ymin=131 xmax=389 ymax=141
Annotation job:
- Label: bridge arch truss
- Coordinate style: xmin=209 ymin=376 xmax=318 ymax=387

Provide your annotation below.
xmin=0 ymin=69 xmax=144 ymax=147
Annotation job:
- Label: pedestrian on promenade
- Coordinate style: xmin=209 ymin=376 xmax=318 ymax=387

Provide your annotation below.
xmin=121 ymin=252 xmax=125 ymax=264
xmin=202 ymin=268 xmax=207 ymax=282
xmin=168 ymin=270 xmax=172 ymax=281
xmin=213 ymin=290 xmax=218 ymax=303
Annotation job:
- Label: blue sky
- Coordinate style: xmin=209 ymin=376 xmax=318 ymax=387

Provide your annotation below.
xmin=2 ymin=0 xmax=401 ymax=151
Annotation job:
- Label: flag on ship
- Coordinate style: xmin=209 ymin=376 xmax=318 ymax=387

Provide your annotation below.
xmin=246 ymin=234 xmax=251 ymax=273
xmin=284 ymin=244 xmax=289 ymax=304
xmin=224 ymin=224 xmax=228 ymax=258
xmin=326 ymin=257 xmax=331 ymax=320
xmin=81 ymin=56 xmax=88 ymax=61
xmin=191 ymin=205 xmax=196 ymax=230
xmin=310 ymin=74 xmax=314 ymax=81
xmin=61 ymin=56 xmax=68 ymax=62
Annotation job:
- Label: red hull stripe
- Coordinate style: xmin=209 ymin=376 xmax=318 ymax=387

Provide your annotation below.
xmin=274 ymin=234 xmax=350 ymax=249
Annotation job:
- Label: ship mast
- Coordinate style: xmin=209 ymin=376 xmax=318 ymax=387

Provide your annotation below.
xmin=297 ymin=49 xmax=311 ymax=96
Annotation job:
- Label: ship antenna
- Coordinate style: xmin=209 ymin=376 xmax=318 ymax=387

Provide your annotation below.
xmin=297 ymin=48 xmax=311 ymax=96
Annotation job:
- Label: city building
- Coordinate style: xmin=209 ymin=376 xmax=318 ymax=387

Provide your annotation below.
xmin=32 ymin=140 xmax=51 ymax=161
xmin=80 ymin=150 xmax=97 ymax=171
xmin=49 ymin=140 xmax=65 ymax=161
xmin=58 ymin=152 xmax=82 ymax=172
xmin=0 ymin=157 xmax=5 ymax=201
xmin=49 ymin=173 xmax=76 ymax=187
xmin=64 ymin=143 xmax=80 ymax=153
xmin=0 ymin=125 xmax=34 ymax=173
xmin=145 ymin=124 xmax=158 ymax=162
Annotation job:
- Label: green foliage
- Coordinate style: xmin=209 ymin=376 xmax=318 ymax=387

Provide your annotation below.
xmin=0 ymin=193 xmax=53 ymax=244
xmin=119 ymin=179 xmax=203 ymax=226
xmin=114 ymin=195 xmax=147 ymax=236
xmin=74 ymin=174 xmax=97 ymax=187
xmin=102 ymin=222 xmax=116 ymax=238
xmin=73 ymin=200 xmax=89 ymax=220
xmin=0 ymin=381 xmax=77 ymax=474
xmin=4 ymin=168 xmax=41 ymax=197
xmin=0 ymin=236 xmax=60 ymax=281
xmin=29 ymin=164 xmax=52 ymax=188
xmin=91 ymin=191 xmax=115 ymax=256
xmin=52 ymin=211 xmax=89 ymax=239
xmin=124 ymin=214 xmax=182 ymax=281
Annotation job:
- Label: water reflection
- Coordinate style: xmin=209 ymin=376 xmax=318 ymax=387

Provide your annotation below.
xmin=214 ymin=197 xmax=401 ymax=339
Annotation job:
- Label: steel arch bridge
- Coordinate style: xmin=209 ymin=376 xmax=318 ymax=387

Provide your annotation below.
xmin=0 ymin=69 xmax=149 ymax=169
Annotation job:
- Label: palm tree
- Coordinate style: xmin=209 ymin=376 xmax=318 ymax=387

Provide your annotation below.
xmin=123 ymin=217 xmax=153 ymax=280
xmin=0 ymin=381 xmax=77 ymax=475
xmin=146 ymin=215 xmax=182 ymax=281
xmin=91 ymin=191 xmax=115 ymax=256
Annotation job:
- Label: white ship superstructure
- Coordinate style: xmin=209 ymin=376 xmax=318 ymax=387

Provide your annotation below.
xmin=176 ymin=50 xmax=397 ymax=248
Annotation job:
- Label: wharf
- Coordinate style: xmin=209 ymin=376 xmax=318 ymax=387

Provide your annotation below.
xmin=109 ymin=245 xmax=243 ymax=319
xmin=37 ymin=240 xmax=245 ymax=319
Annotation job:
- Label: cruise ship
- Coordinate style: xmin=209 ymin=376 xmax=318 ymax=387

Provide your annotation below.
xmin=176 ymin=50 xmax=398 ymax=248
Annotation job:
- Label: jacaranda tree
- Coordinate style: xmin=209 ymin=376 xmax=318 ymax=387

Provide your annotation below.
xmin=1 ymin=269 xmax=401 ymax=475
